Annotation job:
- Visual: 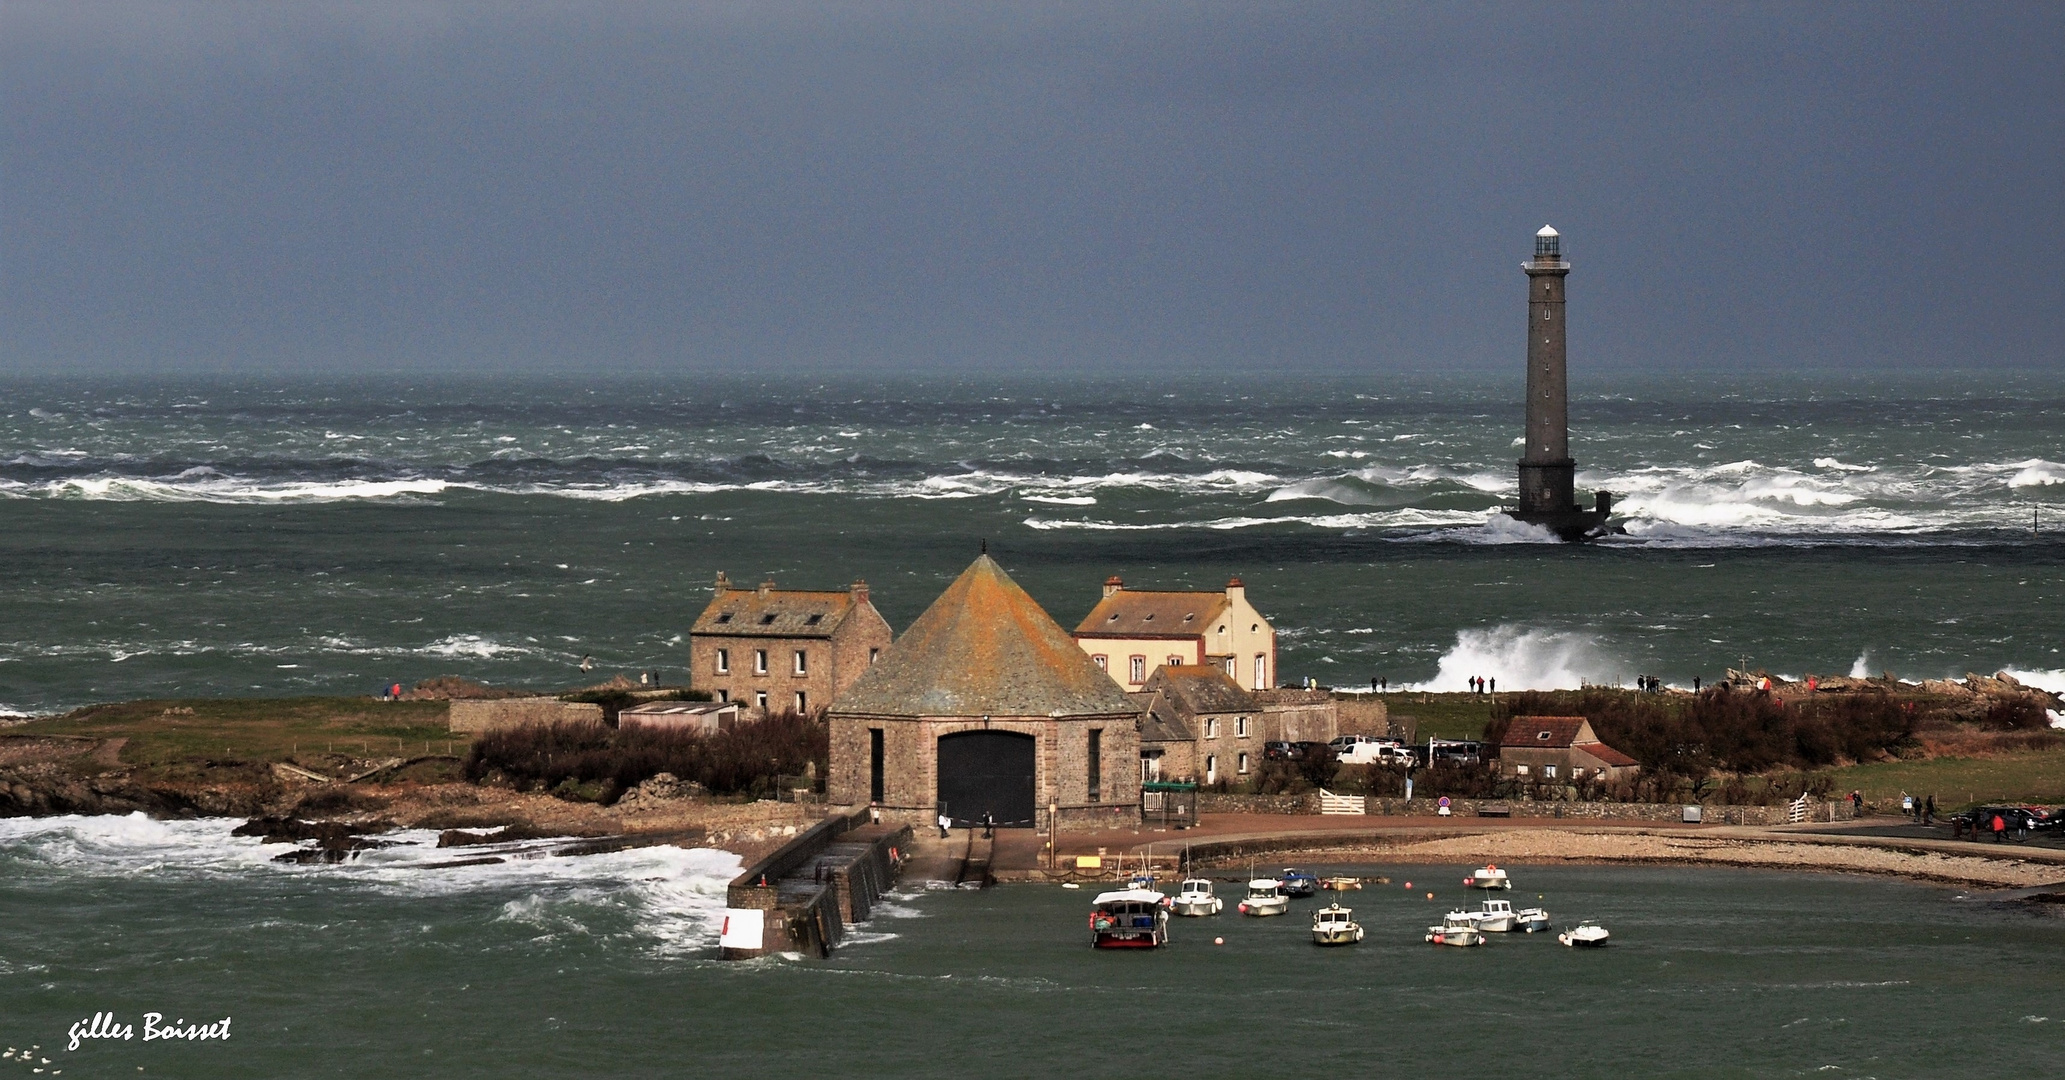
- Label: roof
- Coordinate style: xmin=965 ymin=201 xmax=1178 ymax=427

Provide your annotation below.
xmin=1576 ymin=743 xmax=1639 ymax=768
xmin=692 ymin=581 xmax=863 ymax=638
xmin=1499 ymin=716 xmax=1591 ymax=749
xmin=830 ymin=555 xmax=1141 ymax=718
xmin=1092 ymin=889 xmax=1166 ymax=905
xmin=1145 ymin=665 xmax=1259 ymax=715
xmin=1538 ymin=224 xmax=1558 ymax=237
xmin=620 ymin=701 xmax=738 ymax=716
xmin=1133 ymin=691 xmax=1196 ymax=744
xmin=1075 ymin=589 xmax=1231 ymax=639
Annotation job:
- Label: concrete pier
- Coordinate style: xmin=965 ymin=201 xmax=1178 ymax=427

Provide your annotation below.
xmin=718 ymin=809 xmax=910 ymax=960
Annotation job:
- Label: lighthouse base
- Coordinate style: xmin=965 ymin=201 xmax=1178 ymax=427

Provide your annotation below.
xmin=1504 ymin=489 xmax=1620 ymax=543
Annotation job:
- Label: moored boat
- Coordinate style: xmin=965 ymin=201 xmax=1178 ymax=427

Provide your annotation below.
xmin=1465 ymin=864 xmax=1512 ymax=890
xmin=1463 ymin=898 xmax=1518 ymax=932
xmin=1319 ymin=875 xmax=1364 ymax=891
xmin=1558 ymin=924 xmax=1609 ymax=948
xmin=1236 ymin=879 xmax=1289 ymax=917
xmin=1172 ymin=878 xmax=1223 ymax=917
xmin=1279 ymin=867 xmax=1319 ymax=897
xmin=1311 ymin=902 xmax=1364 ymax=946
xmin=1425 ymin=913 xmax=1485 ymax=947
xmin=1515 ymin=906 xmax=1552 ymax=933
xmin=1090 ymin=889 xmax=1170 ymax=949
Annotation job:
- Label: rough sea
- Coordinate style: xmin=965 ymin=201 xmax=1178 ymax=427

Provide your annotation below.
xmin=2 ymin=372 xmax=2060 ymax=715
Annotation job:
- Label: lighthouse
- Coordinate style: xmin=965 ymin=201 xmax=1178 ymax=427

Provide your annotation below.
xmin=1506 ymin=225 xmax=1613 ymax=540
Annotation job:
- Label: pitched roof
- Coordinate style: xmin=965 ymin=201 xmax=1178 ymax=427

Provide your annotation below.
xmin=1144 ymin=665 xmax=1259 ymax=715
xmin=1074 ymin=589 xmax=1231 ymax=639
xmin=830 ymin=555 xmax=1141 ymax=718
xmin=1576 ymin=744 xmax=1639 ymax=768
xmin=1499 ymin=716 xmax=1593 ymax=749
xmin=692 ymin=582 xmax=860 ymax=638
xmin=1132 ymin=691 xmax=1196 ymax=744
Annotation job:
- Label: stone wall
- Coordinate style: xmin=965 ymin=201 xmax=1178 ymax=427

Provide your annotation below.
xmin=1198 ymin=792 xmax=1853 ymax=824
xmin=448 ymin=698 xmax=604 ymax=734
xmin=1335 ymin=697 xmax=1393 ymax=738
xmin=1198 ymin=792 xmax=1319 ymax=815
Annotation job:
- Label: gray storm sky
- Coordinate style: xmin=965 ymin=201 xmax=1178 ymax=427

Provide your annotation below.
xmin=2 ymin=1 xmax=2059 ymax=376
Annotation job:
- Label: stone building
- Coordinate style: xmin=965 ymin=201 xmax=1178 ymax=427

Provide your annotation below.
xmin=1496 ymin=716 xmax=1639 ymax=784
xmin=1132 ymin=667 xmax=1341 ymax=786
xmin=826 ymin=554 xmax=1144 ymax=831
xmin=1072 ymin=577 xmax=1277 ymax=692
xmin=689 ymin=574 xmax=893 ymax=716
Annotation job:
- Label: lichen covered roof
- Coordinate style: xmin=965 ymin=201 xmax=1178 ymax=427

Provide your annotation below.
xmin=1500 ymin=716 xmax=1592 ymax=749
xmin=1144 ymin=665 xmax=1259 ymax=715
xmin=692 ymin=586 xmax=855 ymax=638
xmin=831 ymin=555 xmax=1140 ymax=718
xmin=1074 ymin=589 xmax=1231 ymax=639
xmin=1133 ymin=690 xmax=1196 ymax=744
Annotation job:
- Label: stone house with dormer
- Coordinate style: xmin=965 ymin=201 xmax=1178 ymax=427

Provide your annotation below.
xmin=689 ymin=574 xmax=893 ymax=716
xmin=1073 ymin=577 xmax=1277 ymax=692
xmin=1496 ymin=716 xmax=1640 ymax=784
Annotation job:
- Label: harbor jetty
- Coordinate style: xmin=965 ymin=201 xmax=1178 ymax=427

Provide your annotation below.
xmin=718 ymin=808 xmax=910 ymax=960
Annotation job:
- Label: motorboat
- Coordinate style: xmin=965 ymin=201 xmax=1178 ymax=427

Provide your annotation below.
xmin=1515 ymin=906 xmax=1552 ymax=933
xmin=1279 ymin=868 xmax=1319 ymax=897
xmin=1172 ymin=878 xmax=1223 ymax=917
xmin=1425 ymin=912 xmax=1485 ymax=947
xmin=1558 ymin=924 xmax=1610 ymax=948
xmin=1310 ymin=903 xmax=1364 ymax=946
xmin=1126 ymin=871 xmax=1158 ymax=892
xmin=1461 ymin=898 xmax=1517 ymax=932
xmin=1465 ymin=864 xmax=1512 ymax=890
xmin=1319 ymin=876 xmax=1363 ymax=891
xmin=1089 ymin=889 xmax=1170 ymax=949
xmin=1236 ymin=879 xmax=1289 ymax=917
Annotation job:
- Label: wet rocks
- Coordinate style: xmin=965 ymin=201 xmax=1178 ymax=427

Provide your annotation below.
xmin=232 ymin=816 xmax=397 ymax=863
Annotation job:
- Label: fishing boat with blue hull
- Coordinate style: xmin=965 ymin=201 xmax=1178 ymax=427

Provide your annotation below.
xmin=1090 ymin=889 xmax=1170 ymax=949
xmin=1279 ymin=867 xmax=1319 ymax=897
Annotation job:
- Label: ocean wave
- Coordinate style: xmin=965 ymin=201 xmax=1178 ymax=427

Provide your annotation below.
xmin=1405 ymin=625 xmax=1628 ymax=692
xmin=0 ymin=813 xmax=744 ymax=956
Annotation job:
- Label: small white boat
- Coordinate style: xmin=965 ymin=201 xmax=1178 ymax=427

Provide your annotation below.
xmin=1463 ymin=898 xmax=1518 ymax=932
xmin=1319 ymin=875 xmax=1363 ymax=892
xmin=1172 ymin=878 xmax=1223 ymax=917
xmin=1089 ymin=889 xmax=1170 ymax=949
xmin=1465 ymin=864 xmax=1512 ymax=890
xmin=1236 ymin=879 xmax=1289 ymax=917
xmin=1558 ymin=924 xmax=1610 ymax=948
xmin=1425 ymin=913 xmax=1485 ymax=947
xmin=1311 ymin=903 xmax=1363 ymax=946
xmin=1515 ymin=906 xmax=1552 ymax=933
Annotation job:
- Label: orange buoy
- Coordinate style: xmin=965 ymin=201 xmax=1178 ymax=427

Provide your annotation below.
xmin=1426 ymin=892 xmax=1434 ymax=900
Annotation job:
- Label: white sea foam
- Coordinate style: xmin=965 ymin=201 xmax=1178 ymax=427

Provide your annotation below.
xmin=2003 ymin=668 xmax=2065 ymax=697
xmin=0 ymin=814 xmax=744 ymax=956
xmin=2006 ymin=460 xmax=2064 ymax=488
xmin=1407 ymin=625 xmax=1626 ymax=692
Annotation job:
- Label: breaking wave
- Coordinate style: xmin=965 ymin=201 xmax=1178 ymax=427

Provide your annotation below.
xmin=1408 ymin=625 xmax=1628 ymax=692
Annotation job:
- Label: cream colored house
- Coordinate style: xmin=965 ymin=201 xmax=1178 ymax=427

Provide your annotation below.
xmin=1072 ymin=577 xmax=1277 ymax=692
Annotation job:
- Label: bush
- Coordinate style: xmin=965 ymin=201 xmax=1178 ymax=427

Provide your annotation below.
xmin=463 ymin=710 xmax=827 ymax=802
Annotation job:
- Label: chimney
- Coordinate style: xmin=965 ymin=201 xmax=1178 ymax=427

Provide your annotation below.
xmin=1226 ymin=576 xmax=1245 ymax=603
xmin=714 ymin=571 xmax=730 ymax=591
xmin=758 ymin=578 xmax=775 ymax=597
xmin=850 ymin=579 xmax=870 ymax=605
xmin=1103 ymin=575 xmax=1124 ymax=598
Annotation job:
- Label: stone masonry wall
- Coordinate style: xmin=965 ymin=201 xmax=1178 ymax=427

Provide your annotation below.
xmin=448 ymin=698 xmax=604 ymax=734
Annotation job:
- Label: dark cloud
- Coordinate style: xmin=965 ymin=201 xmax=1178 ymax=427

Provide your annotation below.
xmin=2 ymin=1 xmax=2058 ymax=374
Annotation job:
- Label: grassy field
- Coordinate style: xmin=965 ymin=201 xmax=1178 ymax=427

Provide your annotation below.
xmin=1375 ymin=692 xmax=1498 ymax=742
xmin=14 ymin=697 xmax=457 ymax=766
xmin=1821 ymin=749 xmax=2065 ymax=809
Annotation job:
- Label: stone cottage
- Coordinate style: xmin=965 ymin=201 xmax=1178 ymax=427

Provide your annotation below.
xmin=826 ymin=554 xmax=1144 ymax=831
xmin=1133 ymin=666 xmax=1341 ymax=786
xmin=1496 ymin=716 xmax=1640 ymax=784
xmin=689 ymin=574 xmax=893 ymax=716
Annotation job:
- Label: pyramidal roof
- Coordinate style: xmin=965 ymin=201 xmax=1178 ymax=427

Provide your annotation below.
xmin=831 ymin=555 xmax=1139 ymax=718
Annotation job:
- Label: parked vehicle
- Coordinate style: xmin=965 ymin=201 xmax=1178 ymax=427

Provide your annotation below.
xmin=1263 ymin=741 xmax=1302 ymax=761
xmin=1955 ymin=806 xmax=2044 ymax=841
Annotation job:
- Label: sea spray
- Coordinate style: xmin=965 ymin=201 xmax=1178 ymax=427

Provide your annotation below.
xmin=1413 ymin=626 xmax=1625 ymax=692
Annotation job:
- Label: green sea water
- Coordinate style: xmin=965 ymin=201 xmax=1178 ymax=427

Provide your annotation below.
xmin=2 ymin=372 xmax=2061 ymax=715
xmin=1 ymin=815 xmax=2060 ymax=1079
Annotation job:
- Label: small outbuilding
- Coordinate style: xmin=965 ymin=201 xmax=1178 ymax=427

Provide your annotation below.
xmin=618 ymin=700 xmax=743 ymax=734
xmin=1496 ymin=716 xmax=1639 ymax=784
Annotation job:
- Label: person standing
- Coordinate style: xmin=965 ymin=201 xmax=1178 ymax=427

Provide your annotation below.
xmin=937 ymin=811 xmax=951 ymax=839
xmin=1489 ymin=678 xmax=1496 ymax=693
xmin=1992 ymin=812 xmax=2007 ymax=842
xmin=1924 ymin=794 xmax=1935 ymax=825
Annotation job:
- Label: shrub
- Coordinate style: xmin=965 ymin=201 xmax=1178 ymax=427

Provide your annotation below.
xmin=463 ymin=710 xmax=827 ymax=802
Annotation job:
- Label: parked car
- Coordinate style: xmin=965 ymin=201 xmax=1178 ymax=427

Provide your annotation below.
xmin=1954 ymin=806 xmax=2044 ymax=841
xmin=1263 ymin=741 xmax=1301 ymax=761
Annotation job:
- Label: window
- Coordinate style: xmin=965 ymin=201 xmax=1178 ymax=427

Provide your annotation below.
xmin=806 ymin=613 xmax=823 ymax=625
xmin=1087 ymin=729 xmax=1102 ymax=802
xmin=760 ymin=613 xmax=777 ymax=625
xmin=1093 ymin=654 xmax=1108 ymax=671
xmin=1253 ymin=654 xmax=1266 ymax=689
xmin=1237 ymin=752 xmax=1250 ymax=774
xmin=1515 ymin=764 xmax=1530 ymax=776
xmin=754 ymin=649 xmax=768 ymax=675
xmin=1129 ymin=656 xmax=1146 ymax=683
xmin=716 ymin=689 xmax=729 ymax=703
xmin=1236 ymin=716 xmax=1249 ymax=738
xmin=793 ymin=650 xmax=808 ymax=675
xmin=869 ymin=729 xmax=885 ymax=803
xmin=1224 ymin=657 xmax=1236 ymax=678
xmin=716 ymin=613 xmax=733 ymax=624
xmin=1205 ymin=718 xmax=1219 ymax=739
xmin=1166 ymin=655 xmax=1183 ymax=668
xmin=714 ymin=648 xmax=730 ymax=674
xmin=870 ymin=648 xmax=880 ymax=664
xmin=1543 ymin=764 xmax=1558 ymax=779
xmin=754 ymin=690 xmax=768 ymax=710
xmin=795 ymin=691 xmax=807 ymax=712
xmin=1206 ymin=755 xmax=1217 ymax=784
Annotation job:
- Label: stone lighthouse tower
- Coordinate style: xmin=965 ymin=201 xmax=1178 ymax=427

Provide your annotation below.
xmin=1506 ymin=225 xmax=1612 ymax=540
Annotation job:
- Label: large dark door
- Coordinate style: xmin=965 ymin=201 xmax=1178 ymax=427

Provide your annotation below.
xmin=937 ymin=731 xmax=1036 ymax=827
